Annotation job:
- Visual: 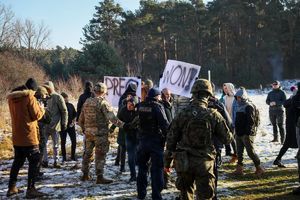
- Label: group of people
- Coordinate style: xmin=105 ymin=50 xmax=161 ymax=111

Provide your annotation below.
xmin=5 ymin=76 xmax=300 ymax=199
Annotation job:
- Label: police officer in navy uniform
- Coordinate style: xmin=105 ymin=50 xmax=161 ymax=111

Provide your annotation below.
xmin=136 ymin=88 xmax=170 ymax=200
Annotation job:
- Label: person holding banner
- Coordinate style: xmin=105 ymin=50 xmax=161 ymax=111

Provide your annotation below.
xmin=78 ymin=82 xmax=124 ymax=184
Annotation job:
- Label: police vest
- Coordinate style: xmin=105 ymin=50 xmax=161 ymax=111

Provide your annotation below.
xmin=138 ymin=101 xmax=160 ymax=134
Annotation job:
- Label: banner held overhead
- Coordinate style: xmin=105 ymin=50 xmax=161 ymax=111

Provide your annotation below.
xmin=159 ymin=60 xmax=201 ymax=98
xmin=104 ymin=76 xmax=141 ymax=107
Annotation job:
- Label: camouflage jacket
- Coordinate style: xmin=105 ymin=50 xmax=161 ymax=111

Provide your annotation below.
xmin=166 ymin=99 xmax=233 ymax=160
xmin=78 ymin=96 xmax=123 ymax=136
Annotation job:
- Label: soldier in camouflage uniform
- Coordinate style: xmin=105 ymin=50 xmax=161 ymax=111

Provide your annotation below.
xmin=164 ymin=79 xmax=233 ymax=200
xmin=78 ymin=82 xmax=124 ymax=184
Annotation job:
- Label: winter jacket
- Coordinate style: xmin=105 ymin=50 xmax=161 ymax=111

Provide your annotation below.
xmin=266 ymin=88 xmax=287 ymax=111
xmin=7 ymin=89 xmax=45 ymax=146
xmin=283 ymin=97 xmax=298 ymax=148
xmin=66 ymin=102 xmax=77 ymax=127
xmin=234 ymin=88 xmax=256 ymax=136
xmin=118 ymin=106 xmax=138 ymax=143
xmin=223 ymin=83 xmax=236 ymax=119
xmin=292 ymin=90 xmax=300 ymax=123
xmin=46 ymin=92 xmax=68 ymax=132
xmin=208 ymin=96 xmax=233 ymax=150
xmin=76 ymin=90 xmax=94 ymax=121
xmin=118 ymin=83 xmax=137 ymax=109
xmin=161 ymin=99 xmax=175 ymax=124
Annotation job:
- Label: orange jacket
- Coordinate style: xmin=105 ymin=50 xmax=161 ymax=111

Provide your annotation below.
xmin=7 ymin=89 xmax=45 ymax=146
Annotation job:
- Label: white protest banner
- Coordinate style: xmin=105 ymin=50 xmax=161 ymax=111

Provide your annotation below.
xmin=104 ymin=76 xmax=141 ymax=107
xmin=159 ymin=60 xmax=201 ymax=98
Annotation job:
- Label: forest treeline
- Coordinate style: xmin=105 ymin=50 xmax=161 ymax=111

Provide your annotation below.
xmin=1 ymin=0 xmax=300 ymax=89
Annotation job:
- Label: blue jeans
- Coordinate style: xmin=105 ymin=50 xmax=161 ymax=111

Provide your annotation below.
xmin=137 ymin=137 xmax=164 ymax=200
xmin=126 ymin=136 xmax=137 ymax=178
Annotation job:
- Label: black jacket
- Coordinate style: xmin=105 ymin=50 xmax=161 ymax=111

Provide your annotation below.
xmin=76 ymin=90 xmax=94 ymax=121
xmin=283 ymin=98 xmax=298 ymax=148
xmin=292 ymin=91 xmax=300 ymax=123
xmin=235 ymin=102 xmax=255 ymax=136
xmin=266 ymin=88 xmax=287 ymax=111
xmin=161 ymin=100 xmax=175 ymax=124
xmin=66 ymin=102 xmax=76 ymax=127
xmin=118 ymin=106 xmax=138 ymax=142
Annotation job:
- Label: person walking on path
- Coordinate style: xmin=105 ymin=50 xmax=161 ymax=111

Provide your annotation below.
xmin=234 ymin=87 xmax=264 ymax=176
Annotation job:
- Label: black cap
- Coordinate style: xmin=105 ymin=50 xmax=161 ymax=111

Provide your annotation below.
xmin=25 ymin=78 xmax=38 ymax=91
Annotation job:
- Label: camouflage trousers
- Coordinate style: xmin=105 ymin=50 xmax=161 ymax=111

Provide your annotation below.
xmin=81 ymin=134 xmax=109 ymax=176
xmin=175 ymin=157 xmax=215 ymax=200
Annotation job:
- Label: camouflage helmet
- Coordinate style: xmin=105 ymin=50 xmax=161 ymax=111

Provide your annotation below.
xmin=94 ymin=82 xmax=107 ymax=93
xmin=191 ymin=79 xmax=213 ymax=96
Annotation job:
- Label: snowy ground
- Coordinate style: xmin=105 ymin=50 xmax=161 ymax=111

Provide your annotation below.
xmin=0 ymin=91 xmax=299 ymax=199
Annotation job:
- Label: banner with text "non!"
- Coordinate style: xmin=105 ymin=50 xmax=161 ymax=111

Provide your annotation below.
xmin=104 ymin=76 xmax=141 ymax=107
xmin=159 ymin=60 xmax=201 ymax=98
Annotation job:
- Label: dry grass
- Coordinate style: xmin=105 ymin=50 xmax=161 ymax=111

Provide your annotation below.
xmin=0 ymin=133 xmax=13 ymax=159
xmin=219 ymin=162 xmax=300 ymax=200
xmin=55 ymin=75 xmax=83 ymax=100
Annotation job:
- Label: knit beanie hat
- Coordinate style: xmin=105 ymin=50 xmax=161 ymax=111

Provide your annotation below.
xmin=148 ymin=88 xmax=161 ymax=98
xmin=25 ymin=78 xmax=38 ymax=91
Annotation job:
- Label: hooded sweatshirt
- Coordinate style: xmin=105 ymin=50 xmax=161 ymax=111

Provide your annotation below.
xmin=7 ymin=89 xmax=45 ymax=146
xmin=223 ymin=83 xmax=235 ymax=119
xmin=234 ymin=88 xmax=255 ymax=136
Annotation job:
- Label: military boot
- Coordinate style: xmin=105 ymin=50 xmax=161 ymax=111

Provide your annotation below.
xmin=6 ymin=185 xmax=23 ymax=197
xmin=234 ymin=164 xmax=244 ymax=175
xmin=96 ymin=175 xmax=113 ymax=184
xmin=80 ymin=173 xmax=91 ymax=181
xmin=255 ymin=165 xmax=265 ymax=177
xmin=26 ymin=187 xmax=46 ymax=199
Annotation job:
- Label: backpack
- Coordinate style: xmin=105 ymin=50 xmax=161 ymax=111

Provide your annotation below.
xmin=249 ymin=102 xmax=260 ymax=128
xmin=182 ymin=108 xmax=216 ymax=150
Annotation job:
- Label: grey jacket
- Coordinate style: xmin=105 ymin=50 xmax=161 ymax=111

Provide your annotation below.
xmin=46 ymin=92 xmax=68 ymax=132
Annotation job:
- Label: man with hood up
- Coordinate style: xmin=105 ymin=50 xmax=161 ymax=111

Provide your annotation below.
xmin=114 ymin=82 xmax=138 ymax=169
xmin=43 ymin=81 xmax=68 ymax=168
xmin=222 ymin=83 xmax=238 ymax=162
xmin=266 ymin=81 xmax=287 ymax=143
xmin=234 ymin=87 xmax=264 ymax=176
xmin=6 ymin=78 xmax=46 ymax=198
